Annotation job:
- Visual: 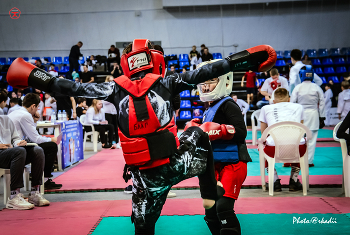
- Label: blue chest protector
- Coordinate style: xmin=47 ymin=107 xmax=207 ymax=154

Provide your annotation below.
xmin=203 ymin=97 xmax=239 ymax=163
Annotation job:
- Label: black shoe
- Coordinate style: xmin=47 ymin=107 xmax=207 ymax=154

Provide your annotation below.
xmin=289 ymin=178 xmax=302 ymax=191
xmin=124 ymin=185 xmax=132 ymax=194
xmin=266 ymin=179 xmax=282 ymax=192
xmin=102 ymin=144 xmax=112 ymax=149
xmin=44 ymin=179 xmax=62 ymax=190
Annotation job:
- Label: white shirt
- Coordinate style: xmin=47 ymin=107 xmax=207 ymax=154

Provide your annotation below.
xmin=44 ymin=97 xmax=57 ymax=113
xmin=337 ymin=89 xmax=350 ymax=118
xmin=259 ymin=102 xmax=305 ymax=146
xmin=289 ymin=61 xmax=322 ymax=93
xmin=261 ymin=76 xmax=289 ymax=96
xmin=324 ymin=89 xmax=333 ymax=108
xmin=290 ymin=81 xmax=325 ymax=130
xmin=48 ymin=70 xmax=58 ymax=77
xmin=102 ymin=100 xmax=117 ymax=115
xmin=0 ymin=116 xmax=22 ymax=147
xmin=85 ymin=107 xmax=105 ymax=125
xmin=235 ymin=99 xmax=249 ymax=114
xmin=0 ymin=107 xmax=3 ymax=115
xmin=8 ymin=107 xmax=51 ymax=144
xmin=8 ymin=104 xmax=22 ymax=115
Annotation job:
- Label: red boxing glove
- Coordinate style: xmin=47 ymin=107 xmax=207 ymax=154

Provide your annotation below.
xmin=7 ymin=57 xmax=56 ymax=91
xmin=184 ymin=118 xmax=201 ymax=131
xmin=226 ymin=45 xmax=277 ymax=73
xmin=246 ymin=45 xmax=277 ymax=72
xmin=199 ymin=122 xmax=223 ymax=141
xmin=220 ymin=124 xmax=235 ymax=140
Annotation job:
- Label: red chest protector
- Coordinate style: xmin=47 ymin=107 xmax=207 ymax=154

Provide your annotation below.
xmin=114 ymin=74 xmax=180 ymax=170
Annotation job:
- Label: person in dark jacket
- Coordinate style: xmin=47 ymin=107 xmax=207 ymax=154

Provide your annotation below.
xmin=337 ymin=111 xmax=350 ymax=154
xmin=68 ymin=41 xmax=83 ymax=79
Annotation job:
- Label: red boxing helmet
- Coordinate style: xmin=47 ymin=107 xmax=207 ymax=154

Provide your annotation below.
xmin=120 ymin=39 xmax=166 ymax=78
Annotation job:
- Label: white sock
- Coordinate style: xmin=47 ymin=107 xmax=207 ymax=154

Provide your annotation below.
xmin=31 ymin=185 xmax=40 ymax=195
xmin=10 ymin=188 xmax=20 ymax=199
xmin=290 ymin=166 xmax=300 ymax=182
xmin=266 ymin=168 xmax=279 ymax=182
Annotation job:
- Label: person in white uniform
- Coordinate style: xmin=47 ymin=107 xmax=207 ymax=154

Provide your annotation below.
xmin=259 ymin=88 xmax=305 ymax=191
xmin=230 ymin=92 xmax=249 ymax=125
xmin=289 ymin=49 xmax=322 ymax=94
xmin=291 ymin=66 xmax=325 ymax=166
xmin=324 ymin=83 xmax=333 ymax=126
xmin=259 ymin=68 xmax=289 ymax=106
xmin=337 ymin=81 xmax=350 ymax=121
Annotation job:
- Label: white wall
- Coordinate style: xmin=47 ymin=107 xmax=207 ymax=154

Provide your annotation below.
xmin=0 ymin=0 xmax=349 ymax=59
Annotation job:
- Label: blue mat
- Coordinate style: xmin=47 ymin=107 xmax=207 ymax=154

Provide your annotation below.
xmin=247 ymin=147 xmax=343 ymax=176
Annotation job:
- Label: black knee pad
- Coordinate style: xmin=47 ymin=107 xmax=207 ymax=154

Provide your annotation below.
xmin=204 ymin=216 xmax=221 ymax=235
xmin=217 ymin=210 xmax=241 ymax=235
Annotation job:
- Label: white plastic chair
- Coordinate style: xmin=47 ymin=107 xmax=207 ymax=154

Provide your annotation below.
xmin=251 ymin=110 xmax=261 ymax=145
xmin=333 ymin=121 xmax=350 ymax=197
xmin=258 ymin=121 xmax=312 ymax=196
xmin=80 ymin=114 xmax=99 ymax=153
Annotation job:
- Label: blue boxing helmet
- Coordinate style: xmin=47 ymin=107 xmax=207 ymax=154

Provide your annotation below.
xmin=299 ymin=65 xmax=314 ymax=83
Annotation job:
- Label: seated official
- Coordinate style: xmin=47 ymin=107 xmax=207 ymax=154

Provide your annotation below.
xmin=85 ymin=99 xmax=114 ymax=148
xmin=0 ymin=115 xmax=50 ymax=209
xmin=230 ymin=93 xmax=249 ymax=116
xmin=76 ymin=97 xmax=88 ymax=118
xmin=8 ymin=93 xmax=61 ymax=190
xmin=8 ymin=98 xmax=22 ymax=114
xmin=0 ymin=91 xmax=7 ymax=115
xmin=258 ymin=88 xmax=305 ymax=192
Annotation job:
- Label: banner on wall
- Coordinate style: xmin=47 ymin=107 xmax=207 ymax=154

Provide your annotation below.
xmin=60 ymin=120 xmax=84 ymax=169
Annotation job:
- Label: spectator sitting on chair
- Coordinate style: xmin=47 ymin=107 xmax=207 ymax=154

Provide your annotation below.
xmin=200 ymin=44 xmax=206 ymax=55
xmin=230 ymin=93 xmax=249 ymax=116
xmin=111 ymin=62 xmax=123 ymax=78
xmin=260 ymin=68 xmax=289 ymax=106
xmin=68 ymin=41 xmax=83 ymax=79
xmin=17 ymin=90 xmax=24 ymax=101
xmin=337 ymin=80 xmax=350 ymax=121
xmin=170 ymin=64 xmax=176 ymax=73
xmin=80 ymin=65 xmax=95 ymax=83
xmin=107 ymin=45 xmax=121 ymax=70
xmin=259 ymin=88 xmax=305 ymax=192
xmin=201 ymin=47 xmax=213 ymax=62
xmin=76 ymin=97 xmax=88 ymax=118
xmin=343 ymin=72 xmax=350 ymax=82
xmin=0 ymin=91 xmax=8 ymax=115
xmin=8 ymin=98 xmax=21 ymax=115
xmin=35 ymin=60 xmax=45 ymax=70
xmin=48 ymin=64 xmax=58 ymax=77
xmin=302 ymin=54 xmax=312 ymax=66
xmin=0 ymin=115 xmax=50 ymax=209
xmin=85 ymin=99 xmax=114 ymax=148
xmin=8 ymin=93 xmax=62 ymax=190
xmin=44 ymin=93 xmax=57 ymax=134
xmin=189 ymin=45 xmax=200 ymax=60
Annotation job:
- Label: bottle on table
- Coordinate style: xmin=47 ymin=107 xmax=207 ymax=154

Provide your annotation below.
xmin=63 ymin=110 xmax=67 ymax=121
xmin=58 ymin=110 xmax=62 ymax=121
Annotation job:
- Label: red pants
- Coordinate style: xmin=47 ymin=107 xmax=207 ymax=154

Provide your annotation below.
xmin=215 ymin=161 xmax=247 ymax=199
xmin=263 ymin=145 xmax=307 ymax=168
